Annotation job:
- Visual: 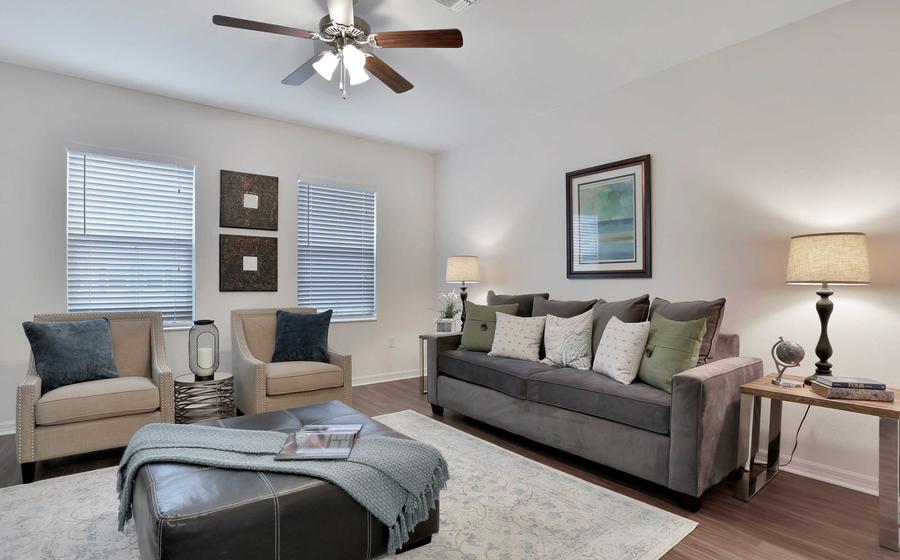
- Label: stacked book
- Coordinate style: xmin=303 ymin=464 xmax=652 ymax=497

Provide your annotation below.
xmin=810 ymin=376 xmax=894 ymax=402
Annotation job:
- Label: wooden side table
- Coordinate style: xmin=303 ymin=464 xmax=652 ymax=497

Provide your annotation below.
xmin=174 ymin=372 xmax=235 ymax=424
xmin=737 ymin=374 xmax=900 ymax=551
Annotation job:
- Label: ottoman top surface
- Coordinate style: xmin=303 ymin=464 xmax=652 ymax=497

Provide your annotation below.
xmin=140 ymin=400 xmax=406 ymax=518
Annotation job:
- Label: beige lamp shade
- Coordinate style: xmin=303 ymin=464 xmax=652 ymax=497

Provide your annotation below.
xmin=446 ymin=255 xmax=481 ymax=283
xmin=786 ymin=232 xmax=870 ymax=285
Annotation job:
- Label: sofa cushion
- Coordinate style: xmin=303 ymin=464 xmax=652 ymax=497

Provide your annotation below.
xmin=272 ymin=309 xmax=332 ymax=364
xmin=650 ymin=297 xmax=725 ymax=364
xmin=35 ymin=376 xmax=159 ymax=426
xmin=526 ymin=369 xmax=671 ymax=434
xmin=439 ymin=350 xmax=555 ymax=399
xmin=591 ymin=295 xmax=651 ymax=354
xmin=266 ymin=361 xmax=344 ymax=396
xmin=486 ymin=291 xmax=549 ymax=317
xmin=532 ymin=298 xmax=597 ymax=318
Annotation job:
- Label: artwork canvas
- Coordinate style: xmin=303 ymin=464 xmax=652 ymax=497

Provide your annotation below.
xmin=566 ymin=155 xmax=651 ymax=278
xmin=220 ymin=170 xmax=279 ymax=231
xmin=219 ymin=234 xmax=278 ymax=291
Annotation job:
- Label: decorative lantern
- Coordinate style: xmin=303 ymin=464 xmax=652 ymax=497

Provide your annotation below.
xmin=189 ymin=319 xmax=219 ymax=381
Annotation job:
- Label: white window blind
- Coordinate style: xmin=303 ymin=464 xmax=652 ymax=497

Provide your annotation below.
xmin=297 ymin=183 xmax=376 ymax=320
xmin=66 ymin=150 xmax=195 ymax=324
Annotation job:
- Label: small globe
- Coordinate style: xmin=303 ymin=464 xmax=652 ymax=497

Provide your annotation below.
xmin=774 ymin=339 xmax=805 ymax=367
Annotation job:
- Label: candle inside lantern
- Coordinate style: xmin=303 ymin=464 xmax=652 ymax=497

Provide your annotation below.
xmin=197 ymin=347 xmax=214 ymax=369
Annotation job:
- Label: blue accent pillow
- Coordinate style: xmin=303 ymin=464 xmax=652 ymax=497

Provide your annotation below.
xmin=272 ymin=310 xmax=332 ymax=364
xmin=22 ymin=318 xmax=118 ymax=394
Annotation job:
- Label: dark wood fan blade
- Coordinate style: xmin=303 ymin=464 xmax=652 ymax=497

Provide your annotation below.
xmin=212 ymin=15 xmax=315 ymax=39
xmin=365 ymin=55 xmax=414 ymax=93
xmin=281 ymin=54 xmax=320 ymax=86
xmin=372 ymin=29 xmax=463 ymax=49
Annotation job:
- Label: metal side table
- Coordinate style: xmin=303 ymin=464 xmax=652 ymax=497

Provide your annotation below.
xmin=174 ymin=372 xmax=235 ymax=424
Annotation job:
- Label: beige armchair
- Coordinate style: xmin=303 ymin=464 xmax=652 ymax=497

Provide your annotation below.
xmin=16 ymin=311 xmax=174 ymax=483
xmin=231 ymin=308 xmax=352 ymax=414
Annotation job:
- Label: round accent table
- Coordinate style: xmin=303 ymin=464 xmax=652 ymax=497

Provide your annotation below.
xmin=174 ymin=372 xmax=235 ymax=424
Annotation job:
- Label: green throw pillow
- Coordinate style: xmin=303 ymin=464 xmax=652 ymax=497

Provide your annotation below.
xmin=637 ymin=314 xmax=707 ymax=393
xmin=459 ymin=302 xmax=519 ymax=352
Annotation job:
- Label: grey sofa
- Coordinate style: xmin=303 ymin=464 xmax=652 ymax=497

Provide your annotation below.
xmin=424 ymin=332 xmax=762 ymax=509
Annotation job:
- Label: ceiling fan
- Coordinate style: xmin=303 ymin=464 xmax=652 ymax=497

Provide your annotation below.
xmin=213 ymin=0 xmax=463 ymax=99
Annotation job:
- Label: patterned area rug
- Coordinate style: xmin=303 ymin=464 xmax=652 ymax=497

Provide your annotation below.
xmin=0 ymin=410 xmax=695 ymax=559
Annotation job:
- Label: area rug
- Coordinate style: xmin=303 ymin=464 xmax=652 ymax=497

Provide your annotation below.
xmin=0 ymin=410 xmax=695 ymax=559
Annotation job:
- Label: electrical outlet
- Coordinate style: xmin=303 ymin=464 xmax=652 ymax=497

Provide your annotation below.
xmin=388 ymin=336 xmax=396 ymax=348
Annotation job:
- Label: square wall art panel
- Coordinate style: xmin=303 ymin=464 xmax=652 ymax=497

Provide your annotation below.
xmin=220 ymin=170 xmax=278 ymax=231
xmin=219 ymin=234 xmax=277 ymax=291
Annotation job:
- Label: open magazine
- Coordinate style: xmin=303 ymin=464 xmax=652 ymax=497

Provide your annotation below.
xmin=275 ymin=424 xmax=363 ymax=460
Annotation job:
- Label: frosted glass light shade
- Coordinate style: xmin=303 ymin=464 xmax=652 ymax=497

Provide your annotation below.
xmin=313 ymin=51 xmax=339 ymax=80
xmin=446 ymin=255 xmax=480 ymax=283
xmin=342 ymin=45 xmax=370 ymax=85
xmin=786 ymin=232 xmax=870 ymax=285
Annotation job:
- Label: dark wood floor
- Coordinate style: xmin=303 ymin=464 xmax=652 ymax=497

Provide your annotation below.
xmin=1 ymin=377 xmax=893 ymax=559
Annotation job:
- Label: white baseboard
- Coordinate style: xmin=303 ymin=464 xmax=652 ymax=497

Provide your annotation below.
xmin=352 ymin=369 xmax=420 ymax=387
xmin=756 ymin=450 xmax=878 ymax=496
xmin=0 ymin=420 xmax=15 ymax=436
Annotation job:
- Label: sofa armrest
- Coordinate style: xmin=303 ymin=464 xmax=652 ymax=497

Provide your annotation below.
xmin=328 ymin=350 xmax=353 ymax=405
xmin=150 ymin=327 xmax=174 ymax=423
xmin=16 ymin=361 xmax=41 ymax=464
xmin=231 ymin=316 xmax=267 ymax=415
xmin=669 ymin=356 xmax=763 ymax=497
xmin=423 ymin=333 xmax=462 ymax=405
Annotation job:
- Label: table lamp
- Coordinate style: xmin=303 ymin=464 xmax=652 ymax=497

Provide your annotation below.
xmin=446 ymin=255 xmax=480 ymax=327
xmin=785 ymin=232 xmax=870 ymax=385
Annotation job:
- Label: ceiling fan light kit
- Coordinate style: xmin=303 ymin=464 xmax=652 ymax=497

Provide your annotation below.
xmin=213 ymin=0 xmax=463 ymax=99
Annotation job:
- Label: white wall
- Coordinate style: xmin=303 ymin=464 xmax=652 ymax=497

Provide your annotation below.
xmin=0 ymin=61 xmax=436 ymax=429
xmin=435 ymin=0 xmax=900 ymax=493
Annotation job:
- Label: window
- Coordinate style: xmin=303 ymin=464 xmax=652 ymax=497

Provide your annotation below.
xmin=66 ymin=150 xmax=195 ymax=325
xmin=297 ymin=183 xmax=376 ymax=320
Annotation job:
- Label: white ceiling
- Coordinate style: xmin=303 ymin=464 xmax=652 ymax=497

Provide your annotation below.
xmin=0 ymin=0 xmax=848 ymax=152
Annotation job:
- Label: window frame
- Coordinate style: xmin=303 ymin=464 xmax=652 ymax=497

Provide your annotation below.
xmin=296 ymin=178 xmax=378 ymax=323
xmin=65 ymin=145 xmax=196 ymax=328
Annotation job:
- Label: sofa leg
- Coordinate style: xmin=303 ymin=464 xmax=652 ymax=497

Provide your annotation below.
xmin=398 ymin=536 xmax=431 ymax=553
xmin=430 ymin=404 xmax=444 ymax=416
xmin=675 ymin=492 xmax=702 ymax=513
xmin=20 ymin=462 xmax=36 ymax=484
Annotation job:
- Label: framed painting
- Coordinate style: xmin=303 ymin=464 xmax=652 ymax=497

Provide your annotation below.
xmin=219 ymin=234 xmax=278 ymax=291
xmin=220 ymin=170 xmax=279 ymax=231
xmin=566 ymin=155 xmax=651 ymax=278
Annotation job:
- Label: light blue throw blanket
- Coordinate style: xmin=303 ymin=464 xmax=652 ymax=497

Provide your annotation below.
xmin=117 ymin=424 xmax=449 ymax=552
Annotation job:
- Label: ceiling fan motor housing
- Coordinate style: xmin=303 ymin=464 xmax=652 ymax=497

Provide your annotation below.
xmin=318 ymin=15 xmax=370 ymax=41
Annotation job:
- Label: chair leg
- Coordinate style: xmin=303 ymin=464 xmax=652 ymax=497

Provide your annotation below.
xmin=20 ymin=462 xmax=36 ymax=484
xmin=430 ymin=404 xmax=444 ymax=416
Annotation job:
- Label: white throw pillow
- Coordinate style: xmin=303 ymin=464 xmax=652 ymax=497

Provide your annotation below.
xmin=541 ymin=309 xmax=594 ymax=370
xmin=489 ymin=312 xmax=546 ymax=362
xmin=592 ymin=316 xmax=651 ymax=384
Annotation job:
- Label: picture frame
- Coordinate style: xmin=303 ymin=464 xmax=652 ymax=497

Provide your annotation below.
xmin=566 ymin=154 xmax=651 ymax=278
xmin=219 ymin=234 xmax=278 ymax=291
xmin=219 ymin=170 xmax=279 ymax=231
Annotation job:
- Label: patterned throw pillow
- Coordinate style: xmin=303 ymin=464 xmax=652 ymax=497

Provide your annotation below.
xmin=541 ymin=309 xmax=594 ymax=370
xmin=488 ymin=313 xmax=546 ymax=362
xmin=592 ymin=316 xmax=651 ymax=384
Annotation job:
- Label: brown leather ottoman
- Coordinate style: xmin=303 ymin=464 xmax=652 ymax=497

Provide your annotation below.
xmin=131 ymin=401 xmax=439 ymax=560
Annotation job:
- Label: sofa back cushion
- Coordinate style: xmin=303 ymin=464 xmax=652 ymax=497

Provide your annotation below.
xmin=486 ymin=291 xmax=549 ymax=317
xmin=532 ymin=298 xmax=597 ymax=318
xmin=459 ymin=302 xmax=519 ymax=352
xmin=649 ymin=297 xmax=725 ymax=364
xmin=590 ymin=295 xmax=651 ymax=354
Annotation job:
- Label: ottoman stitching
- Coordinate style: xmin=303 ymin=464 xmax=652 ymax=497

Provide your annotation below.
xmin=145 ymin=467 xmax=163 ymax=560
xmin=258 ymin=472 xmax=280 ymax=560
xmin=366 ymin=511 xmax=372 ymax=560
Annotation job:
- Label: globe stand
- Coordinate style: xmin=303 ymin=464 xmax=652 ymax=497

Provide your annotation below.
xmin=771 ymin=337 xmax=803 ymax=388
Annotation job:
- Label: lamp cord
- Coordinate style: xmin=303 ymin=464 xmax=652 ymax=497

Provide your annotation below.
xmin=780 ymin=405 xmax=811 ymax=467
